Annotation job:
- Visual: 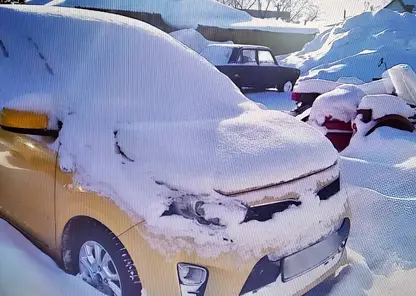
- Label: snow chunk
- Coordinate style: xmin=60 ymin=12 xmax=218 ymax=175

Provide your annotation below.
xmin=279 ymin=9 xmax=416 ymax=82
xmin=309 ymin=85 xmax=366 ymax=125
xmin=386 ymin=64 xmax=416 ymax=106
xmin=357 ymin=78 xmax=395 ymax=95
xmin=358 ymin=94 xmax=415 ymax=119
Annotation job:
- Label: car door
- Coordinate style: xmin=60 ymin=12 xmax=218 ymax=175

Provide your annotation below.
xmin=0 ymin=128 xmax=57 ymax=249
xmin=257 ymin=49 xmax=282 ymax=88
xmin=236 ymin=49 xmax=261 ymax=88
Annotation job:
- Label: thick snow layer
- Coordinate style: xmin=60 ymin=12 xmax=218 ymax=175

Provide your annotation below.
xmin=294 ymin=79 xmax=342 ymax=94
xmin=169 ymin=29 xmax=232 ymax=54
xmin=294 ymin=77 xmax=395 ymax=96
xmin=357 ymin=78 xmax=395 ymax=96
xmin=309 ymin=85 xmax=366 ymax=125
xmin=0 ymin=220 xmax=102 ymax=296
xmin=0 ymin=6 xmax=340 ymax=258
xmin=358 ymin=94 xmax=415 ymax=119
xmin=279 ymin=9 xmax=416 ymax=82
xmin=42 ymin=0 xmax=319 ymax=34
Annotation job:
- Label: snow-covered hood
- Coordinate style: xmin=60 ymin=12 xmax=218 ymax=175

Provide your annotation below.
xmin=110 ymin=108 xmax=338 ymax=197
xmin=213 ymin=109 xmax=338 ymax=194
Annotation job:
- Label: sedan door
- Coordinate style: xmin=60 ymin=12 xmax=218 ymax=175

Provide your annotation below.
xmin=0 ymin=129 xmax=57 ymax=249
xmin=257 ymin=50 xmax=282 ymax=89
xmin=236 ymin=49 xmax=261 ymax=88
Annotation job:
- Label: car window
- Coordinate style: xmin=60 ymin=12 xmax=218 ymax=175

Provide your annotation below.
xmin=258 ymin=50 xmax=276 ymax=65
xmin=237 ymin=50 xmax=257 ymax=65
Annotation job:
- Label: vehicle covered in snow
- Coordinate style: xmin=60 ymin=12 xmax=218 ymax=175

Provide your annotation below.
xmin=300 ymin=65 xmax=416 ymax=151
xmin=0 ymin=6 xmax=351 ymax=296
xmin=201 ymin=44 xmax=300 ymax=92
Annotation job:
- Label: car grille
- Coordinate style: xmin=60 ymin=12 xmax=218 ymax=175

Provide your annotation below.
xmin=317 ymin=177 xmax=340 ymax=201
xmin=242 ymin=199 xmax=301 ymax=223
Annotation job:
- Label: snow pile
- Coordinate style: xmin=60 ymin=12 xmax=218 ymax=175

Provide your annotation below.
xmin=386 ymin=64 xmax=416 ymax=105
xmin=0 ymin=220 xmax=102 ymax=296
xmin=0 ymin=6 xmax=343 ymax=259
xmin=309 ymin=85 xmax=366 ymax=124
xmin=38 ymin=0 xmax=319 ymax=34
xmin=358 ymin=94 xmax=415 ymax=119
xmin=341 ymin=127 xmax=416 ymax=199
xmin=278 ymin=9 xmax=416 ymax=82
xmin=169 ymin=29 xmax=232 ymax=54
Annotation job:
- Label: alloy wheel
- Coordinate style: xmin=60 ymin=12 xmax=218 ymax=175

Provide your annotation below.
xmin=78 ymin=240 xmax=122 ymax=296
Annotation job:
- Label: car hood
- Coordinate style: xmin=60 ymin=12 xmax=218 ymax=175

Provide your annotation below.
xmin=116 ymin=108 xmax=339 ymax=199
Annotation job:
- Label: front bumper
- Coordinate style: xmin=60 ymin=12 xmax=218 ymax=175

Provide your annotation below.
xmin=240 ymin=218 xmax=350 ymax=295
xmin=119 ymin=215 xmax=350 ymax=296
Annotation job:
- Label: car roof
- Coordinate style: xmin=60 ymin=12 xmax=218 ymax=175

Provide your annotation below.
xmin=206 ymin=43 xmax=271 ymax=51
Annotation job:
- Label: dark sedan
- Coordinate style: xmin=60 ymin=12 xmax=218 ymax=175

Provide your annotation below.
xmin=201 ymin=44 xmax=300 ymax=92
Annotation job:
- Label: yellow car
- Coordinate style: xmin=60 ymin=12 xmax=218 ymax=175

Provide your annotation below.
xmin=0 ymin=6 xmax=351 ymax=296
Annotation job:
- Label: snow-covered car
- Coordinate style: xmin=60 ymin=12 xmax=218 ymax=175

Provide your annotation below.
xmin=304 ymin=66 xmax=416 ymax=151
xmin=0 ymin=6 xmax=351 ymax=296
xmin=201 ymin=44 xmax=300 ymax=92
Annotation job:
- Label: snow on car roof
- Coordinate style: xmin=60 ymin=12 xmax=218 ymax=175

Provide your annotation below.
xmin=205 ymin=43 xmax=271 ymax=50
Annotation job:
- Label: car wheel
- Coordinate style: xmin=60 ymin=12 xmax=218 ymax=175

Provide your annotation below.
xmin=279 ymin=81 xmax=293 ymax=92
xmin=64 ymin=218 xmax=142 ymax=296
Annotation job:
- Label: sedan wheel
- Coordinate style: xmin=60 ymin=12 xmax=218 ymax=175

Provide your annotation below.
xmin=79 ymin=241 xmax=122 ymax=296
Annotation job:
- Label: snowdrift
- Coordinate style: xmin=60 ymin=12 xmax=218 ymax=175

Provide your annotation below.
xmin=36 ymin=0 xmax=319 ymax=34
xmin=0 ymin=6 xmax=344 ymax=259
xmin=278 ymin=9 xmax=416 ymax=82
xmin=0 ymin=219 xmax=103 ymax=296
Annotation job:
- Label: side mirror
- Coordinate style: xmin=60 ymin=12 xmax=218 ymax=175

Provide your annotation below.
xmin=0 ymin=108 xmax=59 ymax=137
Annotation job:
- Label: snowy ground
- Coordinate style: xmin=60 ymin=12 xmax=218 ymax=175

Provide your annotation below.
xmin=252 ymin=92 xmax=416 ymax=296
xmin=0 ymin=220 xmax=103 ymax=296
xmin=2 ymin=91 xmax=415 ymax=296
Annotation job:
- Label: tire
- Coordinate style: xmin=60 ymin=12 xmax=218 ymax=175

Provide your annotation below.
xmin=64 ymin=218 xmax=142 ymax=296
xmin=278 ymin=81 xmax=293 ymax=92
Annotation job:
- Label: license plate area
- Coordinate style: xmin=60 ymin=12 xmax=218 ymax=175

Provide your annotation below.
xmin=281 ymin=218 xmax=350 ymax=282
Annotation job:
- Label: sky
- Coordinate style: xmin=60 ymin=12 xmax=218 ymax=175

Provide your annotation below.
xmin=314 ymin=0 xmax=391 ymax=23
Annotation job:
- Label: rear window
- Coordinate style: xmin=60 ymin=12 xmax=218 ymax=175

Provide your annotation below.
xmin=200 ymin=45 xmax=233 ymax=66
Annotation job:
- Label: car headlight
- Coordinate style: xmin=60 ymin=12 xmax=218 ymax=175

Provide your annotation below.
xmin=162 ymin=195 xmax=224 ymax=227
